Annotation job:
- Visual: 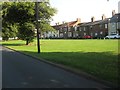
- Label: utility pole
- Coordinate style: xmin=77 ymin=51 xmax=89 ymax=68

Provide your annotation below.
xmin=35 ymin=1 xmax=40 ymax=53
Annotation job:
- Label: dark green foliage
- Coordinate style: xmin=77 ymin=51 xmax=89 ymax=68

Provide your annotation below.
xmin=6 ymin=2 xmax=35 ymax=24
xmin=2 ymin=27 xmax=10 ymax=41
xmin=18 ymin=22 xmax=35 ymax=45
xmin=2 ymin=23 xmax=18 ymax=41
xmin=2 ymin=1 xmax=57 ymax=44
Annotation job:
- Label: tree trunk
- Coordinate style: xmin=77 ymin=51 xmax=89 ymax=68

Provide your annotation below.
xmin=26 ymin=40 xmax=29 ymax=45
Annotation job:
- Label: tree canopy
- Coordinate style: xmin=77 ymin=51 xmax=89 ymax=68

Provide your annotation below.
xmin=2 ymin=1 xmax=57 ymax=44
xmin=18 ymin=22 xmax=35 ymax=45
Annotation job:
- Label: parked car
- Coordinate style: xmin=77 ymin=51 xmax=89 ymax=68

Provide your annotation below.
xmin=105 ymin=34 xmax=120 ymax=39
xmin=83 ymin=35 xmax=92 ymax=39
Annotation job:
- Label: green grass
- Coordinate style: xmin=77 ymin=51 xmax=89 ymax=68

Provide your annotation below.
xmin=2 ymin=39 xmax=119 ymax=85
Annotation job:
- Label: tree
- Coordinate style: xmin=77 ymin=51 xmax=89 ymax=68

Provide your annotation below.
xmin=18 ymin=22 xmax=35 ymax=45
xmin=2 ymin=27 xmax=10 ymax=41
xmin=2 ymin=23 xmax=18 ymax=41
xmin=5 ymin=2 xmax=35 ymax=24
xmin=37 ymin=1 xmax=57 ymax=32
xmin=2 ymin=1 xmax=57 ymax=43
xmin=2 ymin=2 xmax=19 ymax=40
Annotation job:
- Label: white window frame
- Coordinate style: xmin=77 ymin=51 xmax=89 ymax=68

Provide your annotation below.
xmin=90 ymin=26 xmax=92 ymax=29
xmin=95 ymin=33 xmax=98 ymax=36
xmin=84 ymin=33 xmax=86 ymax=36
xmin=100 ymin=31 xmax=103 ymax=35
xmin=105 ymin=24 xmax=107 ymax=29
xmin=84 ymin=27 xmax=86 ymax=31
xmin=91 ymin=33 xmax=93 ymax=36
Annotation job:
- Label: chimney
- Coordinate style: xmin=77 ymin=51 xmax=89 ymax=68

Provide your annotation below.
xmin=55 ymin=23 xmax=58 ymax=25
xmin=112 ymin=10 xmax=116 ymax=16
xmin=57 ymin=22 xmax=60 ymax=25
xmin=91 ymin=16 xmax=95 ymax=22
xmin=76 ymin=18 xmax=81 ymax=22
xmin=102 ymin=14 xmax=106 ymax=20
xmin=62 ymin=21 xmax=66 ymax=24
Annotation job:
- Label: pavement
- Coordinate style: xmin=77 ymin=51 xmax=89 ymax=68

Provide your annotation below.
xmin=2 ymin=46 xmax=110 ymax=88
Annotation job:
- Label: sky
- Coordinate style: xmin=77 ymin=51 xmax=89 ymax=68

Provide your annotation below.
xmin=50 ymin=0 xmax=120 ymax=25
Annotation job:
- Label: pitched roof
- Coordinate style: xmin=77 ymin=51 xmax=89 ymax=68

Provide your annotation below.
xmin=110 ymin=13 xmax=120 ymax=22
xmin=52 ymin=20 xmax=80 ymax=28
xmin=78 ymin=18 xmax=109 ymax=27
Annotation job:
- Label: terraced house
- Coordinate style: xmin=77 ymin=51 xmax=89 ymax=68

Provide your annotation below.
xmin=46 ymin=11 xmax=119 ymax=39
xmin=52 ymin=18 xmax=81 ymax=39
xmin=78 ymin=15 xmax=109 ymax=39
xmin=108 ymin=12 xmax=120 ymax=35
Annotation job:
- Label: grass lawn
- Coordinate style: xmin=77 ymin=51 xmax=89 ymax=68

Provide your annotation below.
xmin=1 ymin=39 xmax=119 ymax=85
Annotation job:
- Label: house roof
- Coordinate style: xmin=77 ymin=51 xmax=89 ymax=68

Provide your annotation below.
xmin=67 ymin=21 xmax=81 ymax=27
xmin=52 ymin=23 xmax=67 ymax=28
xmin=52 ymin=20 xmax=80 ymax=28
xmin=110 ymin=13 xmax=120 ymax=22
xmin=78 ymin=18 xmax=109 ymax=27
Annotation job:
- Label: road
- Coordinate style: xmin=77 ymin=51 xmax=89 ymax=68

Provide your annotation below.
xmin=2 ymin=46 xmax=109 ymax=88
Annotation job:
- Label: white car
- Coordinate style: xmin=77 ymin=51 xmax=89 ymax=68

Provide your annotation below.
xmin=105 ymin=34 xmax=120 ymax=39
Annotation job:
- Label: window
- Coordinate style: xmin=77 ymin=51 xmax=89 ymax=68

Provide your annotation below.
xmin=68 ymin=32 xmax=72 ymax=37
xmin=84 ymin=33 xmax=86 ymax=36
xmin=95 ymin=33 xmax=98 ymax=36
xmin=112 ymin=23 xmax=116 ymax=28
xmin=60 ymin=33 xmax=63 ymax=37
xmin=77 ymin=27 xmax=79 ymax=31
xmin=79 ymin=27 xmax=81 ymax=31
xmin=84 ymin=27 xmax=86 ymax=31
xmin=117 ymin=22 xmax=119 ymax=29
xmin=68 ymin=27 xmax=71 ymax=31
xmin=99 ymin=24 xmax=102 ymax=28
xmin=75 ymin=26 xmax=77 ymax=31
xmin=100 ymin=31 xmax=103 ymax=34
xmin=91 ymin=33 xmax=93 ymax=36
xmin=60 ymin=28 xmax=63 ymax=32
xmin=90 ymin=26 xmax=92 ymax=29
xmin=105 ymin=24 xmax=107 ymax=29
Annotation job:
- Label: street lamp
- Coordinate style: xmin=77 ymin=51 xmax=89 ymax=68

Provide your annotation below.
xmin=35 ymin=0 xmax=48 ymax=53
xmin=35 ymin=1 xmax=40 ymax=53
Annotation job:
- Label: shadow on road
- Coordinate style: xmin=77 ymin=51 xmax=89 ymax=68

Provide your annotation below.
xmin=20 ymin=50 xmax=119 ymax=86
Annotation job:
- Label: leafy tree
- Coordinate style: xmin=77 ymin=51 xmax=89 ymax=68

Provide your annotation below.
xmin=2 ymin=27 xmax=10 ymax=41
xmin=2 ymin=23 xmax=18 ymax=41
xmin=2 ymin=1 xmax=57 ymax=43
xmin=2 ymin=2 xmax=19 ymax=41
xmin=5 ymin=2 xmax=35 ymax=24
xmin=18 ymin=22 xmax=35 ymax=45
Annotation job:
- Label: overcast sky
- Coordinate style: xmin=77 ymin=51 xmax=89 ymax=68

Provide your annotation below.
xmin=50 ymin=0 xmax=120 ymax=25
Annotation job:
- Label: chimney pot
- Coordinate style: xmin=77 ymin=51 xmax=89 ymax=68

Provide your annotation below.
xmin=55 ymin=23 xmax=58 ymax=25
xmin=91 ymin=16 xmax=95 ymax=22
xmin=102 ymin=14 xmax=106 ymax=20
xmin=62 ymin=21 xmax=66 ymax=24
xmin=76 ymin=18 xmax=81 ymax=22
xmin=112 ymin=10 xmax=116 ymax=16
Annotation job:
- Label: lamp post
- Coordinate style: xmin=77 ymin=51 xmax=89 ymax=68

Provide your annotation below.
xmin=35 ymin=1 xmax=40 ymax=53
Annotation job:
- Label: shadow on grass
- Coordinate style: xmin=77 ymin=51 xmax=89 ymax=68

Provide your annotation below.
xmin=2 ymin=43 xmax=25 ymax=46
xmin=21 ymin=50 xmax=119 ymax=84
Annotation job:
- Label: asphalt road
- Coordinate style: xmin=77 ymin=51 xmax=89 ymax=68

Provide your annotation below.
xmin=2 ymin=46 xmax=109 ymax=88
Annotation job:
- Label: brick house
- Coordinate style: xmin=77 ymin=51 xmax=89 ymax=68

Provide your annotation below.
xmin=52 ymin=18 xmax=81 ymax=39
xmin=52 ymin=22 xmax=67 ymax=38
xmin=77 ymin=22 xmax=90 ymax=38
xmin=51 ymin=11 xmax=119 ymax=39
xmin=77 ymin=15 xmax=109 ymax=39
xmin=108 ymin=12 xmax=120 ymax=35
xmin=89 ymin=17 xmax=109 ymax=38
